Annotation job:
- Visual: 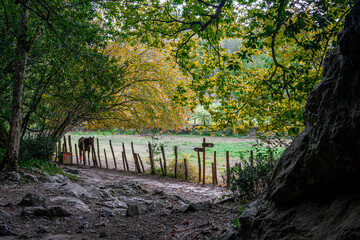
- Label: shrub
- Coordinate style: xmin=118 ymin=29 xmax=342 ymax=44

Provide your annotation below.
xmin=228 ymin=148 xmax=278 ymax=196
xmin=18 ymin=136 xmax=56 ymax=163
xmin=166 ymin=154 xmax=198 ymax=181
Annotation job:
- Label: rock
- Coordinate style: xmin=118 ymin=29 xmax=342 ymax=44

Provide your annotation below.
xmin=45 ymin=174 xmax=68 ymax=183
xmin=94 ymin=222 xmax=106 ymax=228
xmin=20 ymin=173 xmax=39 ymax=183
xmin=44 ymin=182 xmax=95 ymax=200
xmin=0 ymin=224 xmax=16 ymax=236
xmin=79 ymin=222 xmax=89 ymax=229
xmin=18 ymin=193 xmax=46 ymax=207
xmin=0 ymin=209 xmax=11 ymax=218
xmin=230 ymin=4 xmax=360 ymax=240
xmin=106 ymin=181 xmax=142 ymax=195
xmin=99 ymin=209 xmax=114 ymax=217
xmin=97 ymin=199 xmax=128 ymax=209
xmin=49 ymin=196 xmax=90 ymax=213
xmin=99 ymin=232 xmax=108 ymax=238
xmin=62 ymin=167 xmax=80 ymax=175
xmin=37 ymin=226 xmax=48 ymax=234
xmin=268 ymin=1 xmax=360 ymax=206
xmin=148 ymin=200 xmax=165 ymax=212
xmin=186 ymin=201 xmax=212 ymax=212
xmin=218 ymin=227 xmax=236 ymax=240
xmin=2 ymin=172 xmax=21 ymax=183
xmin=33 ymin=206 xmax=72 ymax=217
xmin=127 ymin=203 xmax=147 ymax=216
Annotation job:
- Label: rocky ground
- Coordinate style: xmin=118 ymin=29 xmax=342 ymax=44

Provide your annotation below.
xmin=0 ymin=166 xmax=240 ymax=240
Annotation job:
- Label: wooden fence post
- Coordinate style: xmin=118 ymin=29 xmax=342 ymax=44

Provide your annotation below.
xmin=63 ymin=136 xmax=67 ymax=153
xmin=212 ymin=163 xmax=215 ymax=185
xmin=184 ymin=158 xmax=188 ymax=180
xmin=159 ymin=157 xmax=164 ymax=176
xmin=122 ymin=143 xmax=129 ymax=171
xmin=137 ymin=154 xmax=145 ymax=173
xmin=160 ymin=145 xmax=167 ymax=176
xmin=75 ymin=144 xmax=79 ymax=165
xmin=134 ymin=154 xmax=142 ymax=173
xmin=131 ymin=142 xmax=141 ymax=173
xmin=109 ymin=140 xmax=117 ymax=170
xmin=226 ymin=151 xmax=230 ymax=188
xmin=58 ymin=140 xmax=61 ymax=163
xmin=174 ymin=146 xmax=178 ymax=179
xmin=250 ymin=150 xmax=254 ymax=167
xmin=104 ymin=149 xmax=109 ymax=169
xmin=91 ymin=144 xmax=98 ymax=167
xmin=97 ymin=138 xmax=102 ymax=168
xmin=202 ymin=138 xmax=206 ymax=185
xmin=148 ymin=142 xmax=155 ymax=175
xmin=68 ymin=135 xmax=72 ymax=164
xmin=197 ymin=150 xmax=201 ymax=182
xmin=214 ymin=151 xmax=218 ymax=185
xmin=82 ymin=140 xmax=86 ymax=165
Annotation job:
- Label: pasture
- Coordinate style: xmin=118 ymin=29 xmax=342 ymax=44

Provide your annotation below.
xmin=66 ymin=132 xmax=285 ymax=183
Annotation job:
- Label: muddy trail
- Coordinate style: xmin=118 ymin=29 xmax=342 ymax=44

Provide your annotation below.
xmin=0 ymin=166 xmax=240 ymax=240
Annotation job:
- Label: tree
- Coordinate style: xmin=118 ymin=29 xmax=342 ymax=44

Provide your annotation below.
xmin=112 ymin=0 xmax=352 ymax=137
xmin=0 ymin=0 xmax=123 ymax=171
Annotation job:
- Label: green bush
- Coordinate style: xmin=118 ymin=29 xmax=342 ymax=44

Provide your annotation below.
xmin=228 ymin=148 xmax=277 ymax=196
xmin=18 ymin=136 xmax=56 ymax=163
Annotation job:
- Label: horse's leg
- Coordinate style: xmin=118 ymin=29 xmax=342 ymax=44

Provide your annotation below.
xmin=79 ymin=149 xmax=82 ymax=163
xmin=87 ymin=150 xmax=90 ymax=165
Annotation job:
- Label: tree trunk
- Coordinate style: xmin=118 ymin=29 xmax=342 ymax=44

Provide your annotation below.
xmin=1 ymin=5 xmax=32 ymax=172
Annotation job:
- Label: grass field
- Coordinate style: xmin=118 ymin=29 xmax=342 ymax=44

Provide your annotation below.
xmin=65 ymin=132 xmax=285 ymax=183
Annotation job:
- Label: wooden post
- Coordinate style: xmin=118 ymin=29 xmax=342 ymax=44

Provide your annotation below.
xmin=212 ymin=159 xmax=214 ymax=185
xmin=202 ymin=138 xmax=206 ymax=185
xmin=137 ymin=154 xmax=145 ymax=173
xmin=160 ymin=145 xmax=167 ymax=176
xmin=226 ymin=151 xmax=230 ymax=188
xmin=109 ymin=140 xmax=117 ymax=170
xmin=68 ymin=135 xmax=72 ymax=164
xmin=148 ymin=142 xmax=155 ymax=175
xmin=122 ymin=143 xmax=129 ymax=171
xmin=55 ymin=142 xmax=58 ymax=162
xmin=104 ymin=149 xmax=109 ymax=169
xmin=131 ymin=142 xmax=141 ymax=173
xmin=134 ymin=154 xmax=142 ymax=173
xmin=82 ymin=140 xmax=86 ymax=166
xmin=214 ymin=151 xmax=218 ymax=185
xmin=174 ymin=146 xmax=178 ymax=179
xmin=97 ymin=138 xmax=102 ymax=168
xmin=63 ymin=136 xmax=67 ymax=152
xmin=184 ymin=158 xmax=188 ymax=180
xmin=58 ymin=140 xmax=61 ymax=163
xmin=250 ymin=150 xmax=254 ymax=167
xmin=75 ymin=144 xmax=79 ymax=165
xmin=159 ymin=157 xmax=164 ymax=176
xmin=122 ymin=151 xmax=126 ymax=171
xmin=197 ymin=150 xmax=201 ymax=182
xmin=91 ymin=145 xmax=97 ymax=167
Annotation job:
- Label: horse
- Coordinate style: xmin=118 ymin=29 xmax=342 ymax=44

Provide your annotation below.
xmin=78 ymin=137 xmax=94 ymax=164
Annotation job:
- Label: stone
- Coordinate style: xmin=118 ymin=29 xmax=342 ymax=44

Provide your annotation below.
xmin=20 ymin=173 xmax=39 ymax=183
xmin=127 ymin=203 xmax=148 ymax=216
xmin=45 ymin=174 xmax=68 ymax=183
xmin=99 ymin=232 xmax=108 ymax=238
xmin=186 ymin=201 xmax=212 ymax=212
xmin=106 ymin=181 xmax=142 ymax=195
xmin=218 ymin=227 xmax=236 ymax=240
xmin=18 ymin=193 xmax=46 ymax=207
xmin=33 ymin=206 xmax=72 ymax=217
xmin=97 ymin=199 xmax=128 ymax=209
xmin=268 ymin=1 xmax=360 ymax=206
xmin=49 ymin=196 xmax=90 ymax=213
xmin=0 ymin=224 xmax=16 ymax=236
xmin=233 ymin=3 xmax=360 ymax=239
xmin=99 ymin=209 xmax=114 ymax=217
xmin=3 ymin=172 xmax=21 ymax=183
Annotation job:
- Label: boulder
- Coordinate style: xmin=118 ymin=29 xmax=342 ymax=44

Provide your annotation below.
xmin=268 ymin=1 xmax=360 ymax=206
xmin=18 ymin=193 xmax=46 ymax=207
xmin=233 ymin=3 xmax=360 ymax=239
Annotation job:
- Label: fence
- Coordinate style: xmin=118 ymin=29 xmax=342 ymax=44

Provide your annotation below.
xmin=56 ymin=135 xmax=255 ymax=187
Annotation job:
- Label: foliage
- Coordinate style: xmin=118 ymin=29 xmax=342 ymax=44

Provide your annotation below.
xmin=18 ymin=136 xmax=56 ymax=163
xmin=112 ymin=0 xmax=353 ymax=137
xmin=228 ymin=148 xmax=278 ymax=196
xmin=19 ymin=158 xmax=77 ymax=180
xmin=167 ymin=154 xmax=198 ymax=181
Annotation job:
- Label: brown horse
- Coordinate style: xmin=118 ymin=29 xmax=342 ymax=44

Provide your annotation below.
xmin=78 ymin=137 xmax=94 ymax=164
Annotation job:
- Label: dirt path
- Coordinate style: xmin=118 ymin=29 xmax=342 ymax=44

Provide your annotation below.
xmin=0 ymin=166 xmax=239 ymax=240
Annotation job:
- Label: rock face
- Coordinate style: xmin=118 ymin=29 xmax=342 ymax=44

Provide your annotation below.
xmin=269 ymin=1 xmax=360 ymax=205
xmin=234 ymin=3 xmax=360 ymax=239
